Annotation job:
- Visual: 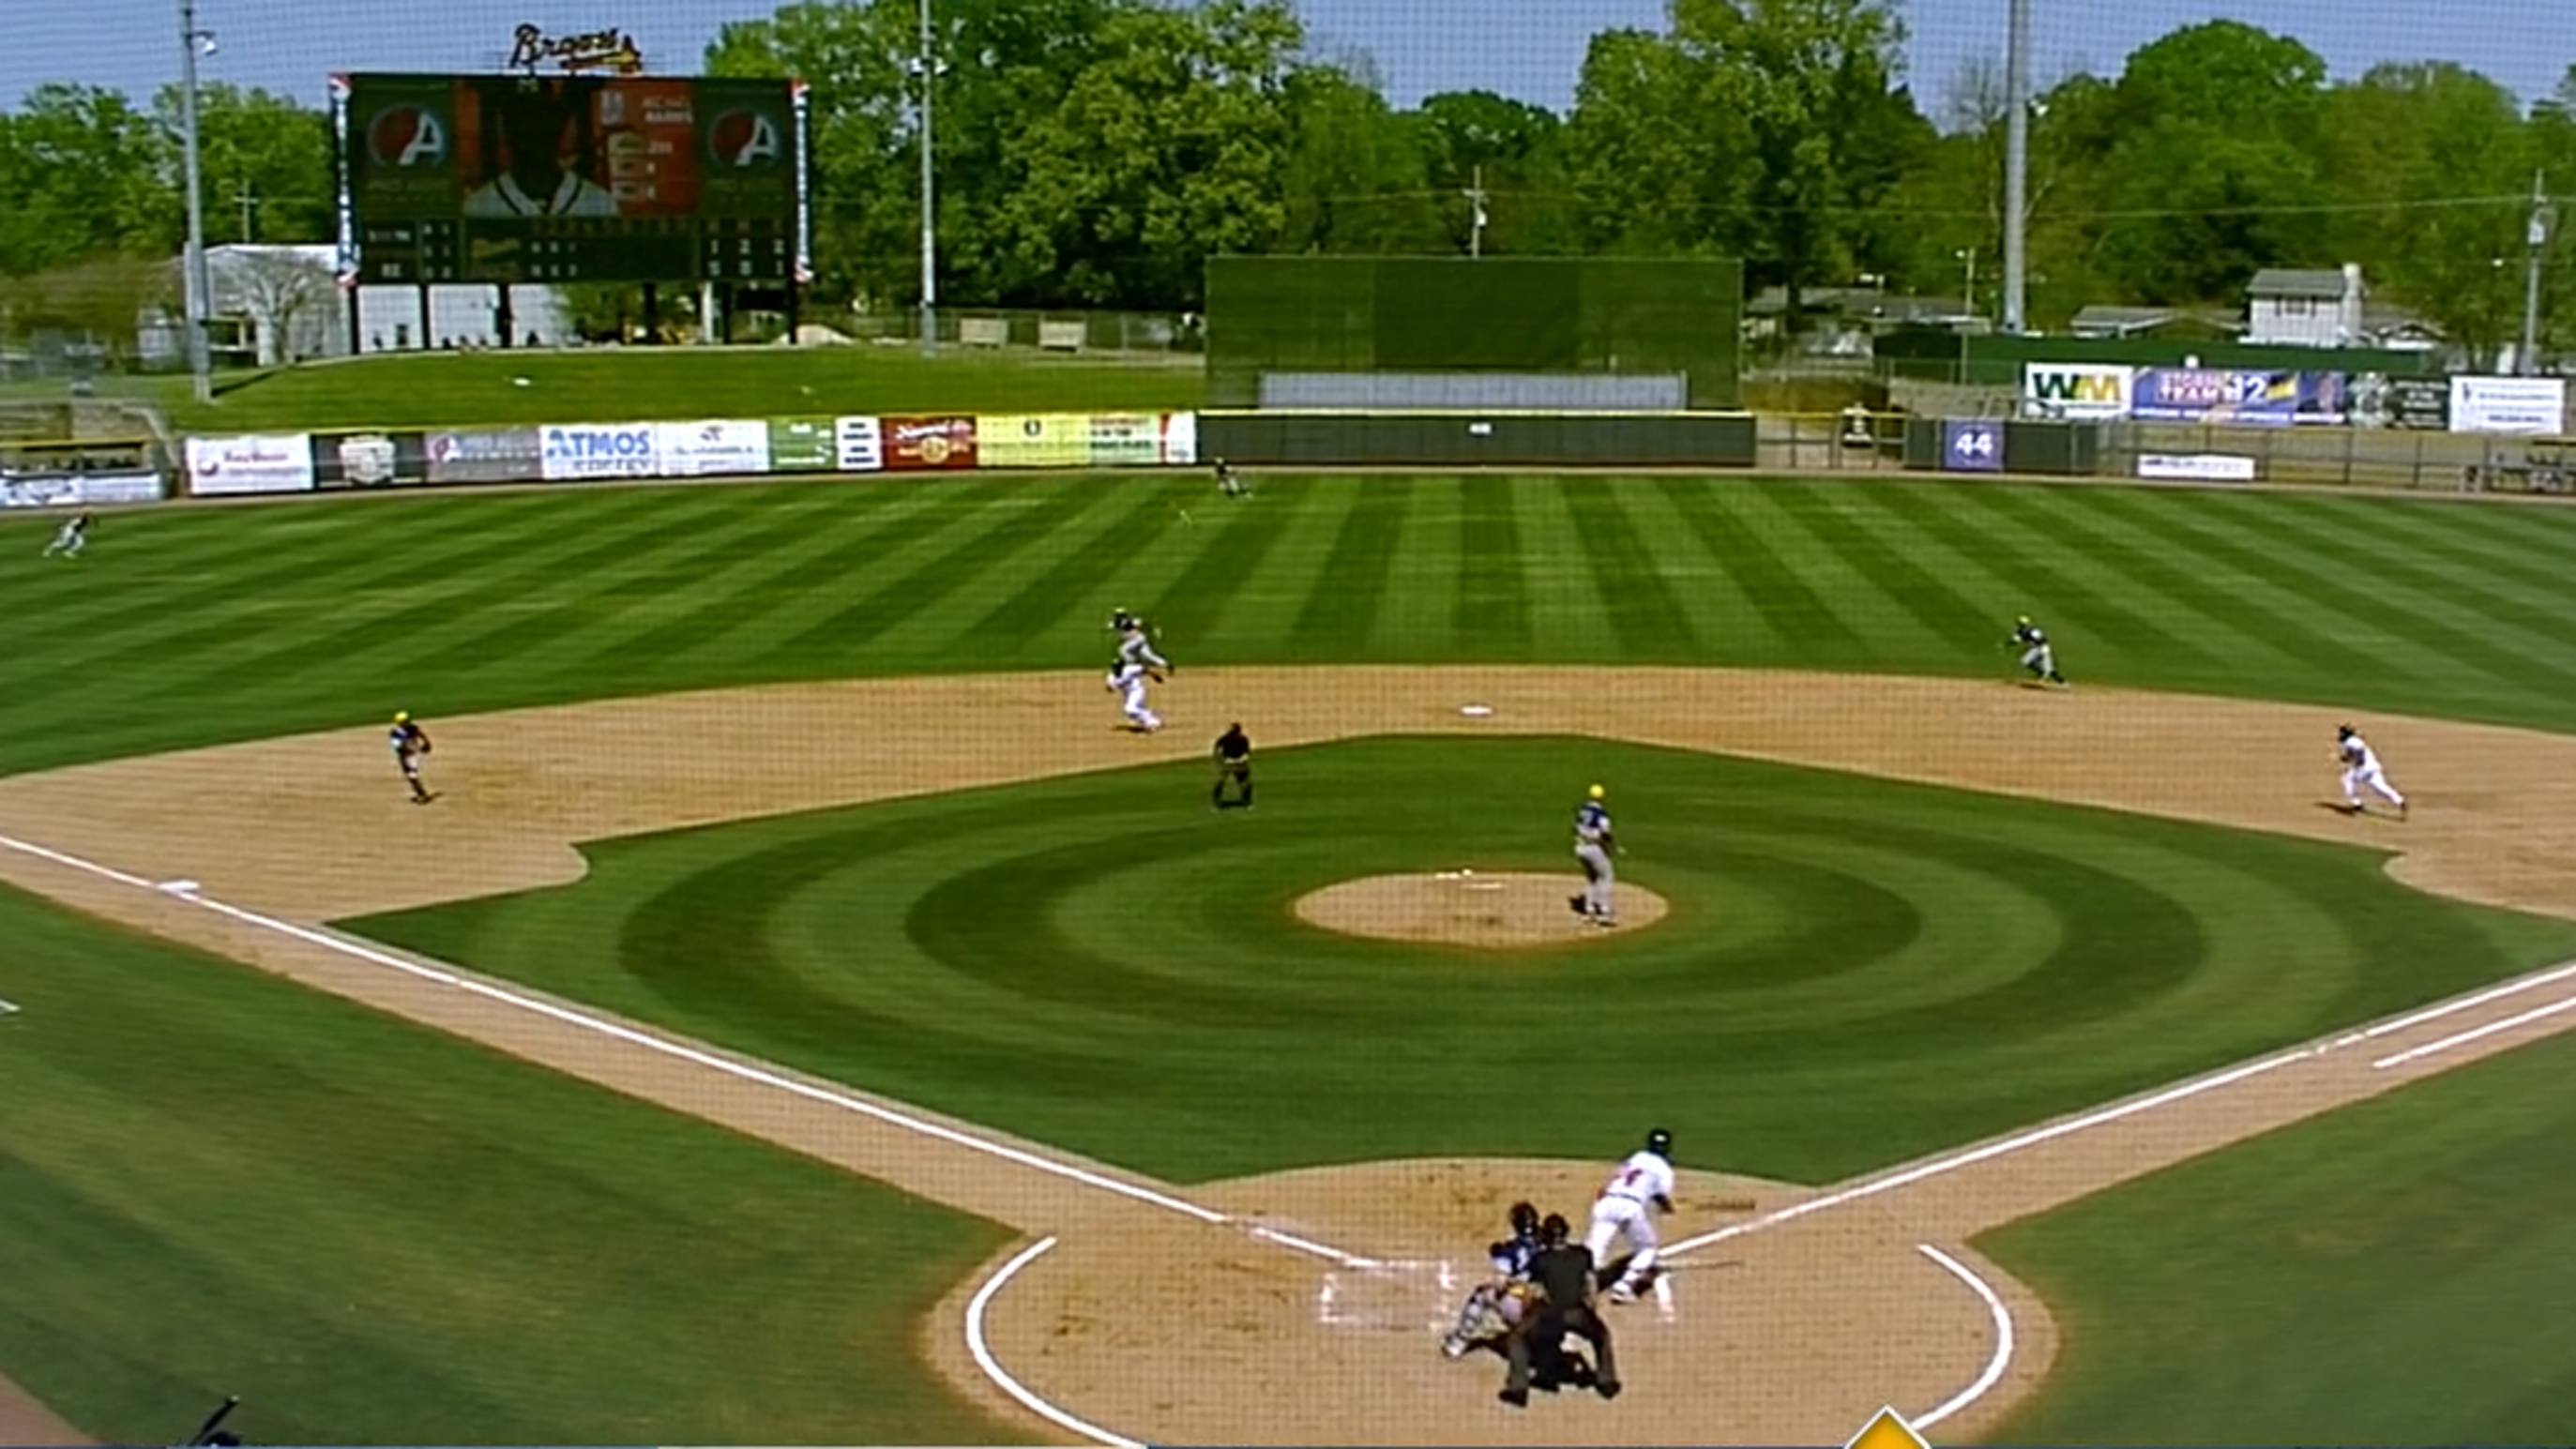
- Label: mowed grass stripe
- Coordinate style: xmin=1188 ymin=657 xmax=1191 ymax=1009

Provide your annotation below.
xmin=1812 ymin=485 xmax=2027 ymax=662
xmin=1374 ymin=475 xmax=1463 ymax=654
xmin=1561 ymin=480 xmax=1702 ymax=657
xmin=2106 ymin=491 xmax=2555 ymax=694
xmin=863 ymin=479 xmax=1168 ymax=665
xmin=757 ymin=481 xmax=1124 ymax=664
xmin=2238 ymin=500 xmax=2576 ymax=675
xmin=1508 ymin=476 xmax=1622 ymax=660
xmin=1153 ymin=483 xmax=1309 ymax=661
xmin=2363 ymin=501 xmax=2576 ymax=597
xmin=1288 ymin=480 xmax=1410 ymax=658
xmin=1214 ymin=475 xmax=1361 ymax=658
xmin=969 ymin=481 xmax=1205 ymax=657
xmin=1614 ymin=480 xmax=1774 ymax=657
xmin=1737 ymin=484 xmax=1948 ymax=661
xmin=1985 ymin=485 xmax=2326 ymax=678
xmin=1452 ymin=475 xmax=1534 ymax=658
xmin=1656 ymin=477 xmax=1856 ymax=661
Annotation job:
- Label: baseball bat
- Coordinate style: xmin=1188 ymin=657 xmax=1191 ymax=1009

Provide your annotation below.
xmin=183 ymin=1396 xmax=240 ymax=1446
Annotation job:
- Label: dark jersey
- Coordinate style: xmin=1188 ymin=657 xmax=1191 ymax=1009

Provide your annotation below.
xmin=1529 ymin=1243 xmax=1598 ymax=1308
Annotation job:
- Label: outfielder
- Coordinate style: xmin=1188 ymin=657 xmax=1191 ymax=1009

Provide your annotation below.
xmin=41 ymin=512 xmax=92 ymax=559
xmin=1214 ymin=459 xmax=1248 ymax=499
xmin=1443 ymin=1200 xmax=1544 ymax=1359
xmin=2009 ymin=614 xmax=2068 ymax=687
xmin=389 ymin=710 xmax=434 ymax=804
xmin=1584 ymin=1127 xmax=1676 ymax=1303
xmin=1568 ymin=784 xmax=1617 ymax=926
xmin=1105 ymin=609 xmax=1169 ymax=733
xmin=2337 ymin=724 xmax=2407 ymax=819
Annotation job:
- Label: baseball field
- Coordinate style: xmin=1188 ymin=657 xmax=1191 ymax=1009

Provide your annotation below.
xmin=6 ymin=453 xmax=2576 ymax=1444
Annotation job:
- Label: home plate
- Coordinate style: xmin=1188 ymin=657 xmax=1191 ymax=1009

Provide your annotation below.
xmin=1459 ymin=704 xmax=1493 ymax=717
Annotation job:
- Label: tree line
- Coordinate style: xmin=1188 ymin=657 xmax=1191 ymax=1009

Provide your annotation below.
xmin=3 ymin=0 xmax=2572 ymax=358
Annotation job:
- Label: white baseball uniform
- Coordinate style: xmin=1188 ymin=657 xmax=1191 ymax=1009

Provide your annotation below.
xmin=1584 ymin=1148 xmax=1674 ymax=1293
xmin=1107 ymin=660 xmax=1161 ymax=732
xmin=2341 ymin=732 xmax=2405 ymax=813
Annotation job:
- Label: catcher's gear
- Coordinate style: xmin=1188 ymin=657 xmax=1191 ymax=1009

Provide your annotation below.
xmin=1508 ymin=1200 xmax=1540 ymax=1237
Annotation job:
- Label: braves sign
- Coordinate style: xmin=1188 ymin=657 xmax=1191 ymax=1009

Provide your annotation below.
xmin=508 ymin=23 xmax=645 ymax=75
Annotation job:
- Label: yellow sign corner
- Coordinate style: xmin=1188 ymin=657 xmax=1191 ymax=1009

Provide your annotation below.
xmin=1845 ymin=1405 xmax=1931 ymax=1449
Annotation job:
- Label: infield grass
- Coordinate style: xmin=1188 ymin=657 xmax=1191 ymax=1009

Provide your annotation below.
xmin=353 ymin=736 xmax=2576 ymax=1185
xmin=1981 ymin=1027 xmax=2576 ymax=1444
xmin=0 ymin=882 xmax=1014 ymax=1446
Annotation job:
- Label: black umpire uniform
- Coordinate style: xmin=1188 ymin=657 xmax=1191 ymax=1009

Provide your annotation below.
xmin=1212 ymin=722 xmax=1253 ymax=808
xmin=1501 ymin=1215 xmax=1621 ymax=1405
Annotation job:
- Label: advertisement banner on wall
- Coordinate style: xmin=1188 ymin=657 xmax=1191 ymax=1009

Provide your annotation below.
xmin=2349 ymin=374 xmax=2451 ymax=430
xmin=1941 ymin=419 xmax=2003 ymax=473
xmin=2023 ymin=363 xmax=2134 ymax=419
xmin=882 ymin=415 xmax=977 ymax=471
xmin=185 ymin=435 xmax=317 ymax=495
xmin=0 ymin=473 xmax=162 ymax=508
xmin=766 ymin=416 xmax=837 ymax=472
xmin=2130 ymin=369 xmax=2346 ymax=426
xmin=1086 ymin=413 xmax=1164 ymax=468
xmin=2449 ymin=376 xmax=2568 ymax=434
xmin=1159 ymin=411 xmax=1199 ymax=466
xmin=977 ymin=413 xmax=1090 ymax=469
xmin=2138 ymin=453 xmax=2259 ymax=482
xmin=833 ymin=415 xmax=885 ymax=471
xmin=426 ymin=429 xmax=543 ymax=484
xmin=311 ymin=430 xmax=431 ymax=488
xmin=540 ymin=423 xmax=662 ymax=481
xmin=655 ymin=419 xmax=771 ymax=477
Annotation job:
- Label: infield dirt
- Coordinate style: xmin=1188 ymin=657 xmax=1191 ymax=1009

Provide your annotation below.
xmin=4 ymin=666 xmax=2575 ymax=1445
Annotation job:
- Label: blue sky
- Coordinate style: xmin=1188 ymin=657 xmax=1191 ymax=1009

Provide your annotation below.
xmin=4 ymin=0 xmax=2568 ymax=117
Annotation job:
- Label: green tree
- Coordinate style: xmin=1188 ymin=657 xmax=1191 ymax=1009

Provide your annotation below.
xmin=150 ymin=83 xmax=334 ymax=246
xmin=0 ymin=84 xmax=174 ymax=273
xmin=1408 ymin=89 xmax=1570 ymax=254
xmin=1276 ymin=57 xmax=1442 ymax=255
xmin=993 ymin=0 xmax=1307 ymax=308
xmin=1562 ymin=28 xmax=1756 ymax=256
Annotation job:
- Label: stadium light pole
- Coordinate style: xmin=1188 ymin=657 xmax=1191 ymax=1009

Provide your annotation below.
xmin=2521 ymin=171 xmax=2553 ymax=376
xmin=2000 ymin=0 xmax=2031 ymax=334
xmin=177 ymin=0 xmax=216 ymax=403
xmin=911 ymin=0 xmax=941 ymax=356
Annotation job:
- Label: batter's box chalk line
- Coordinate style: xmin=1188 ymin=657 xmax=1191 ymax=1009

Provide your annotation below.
xmin=1316 ymin=1259 xmax=1456 ymax=1332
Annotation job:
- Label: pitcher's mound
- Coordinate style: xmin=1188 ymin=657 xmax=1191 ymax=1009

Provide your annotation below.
xmin=1295 ymin=871 xmax=1669 ymax=949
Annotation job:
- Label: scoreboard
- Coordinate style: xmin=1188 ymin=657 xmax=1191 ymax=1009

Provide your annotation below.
xmin=333 ymin=73 xmax=810 ymax=287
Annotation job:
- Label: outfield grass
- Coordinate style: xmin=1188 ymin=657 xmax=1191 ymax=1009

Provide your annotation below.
xmin=0 ymin=882 xmax=1014 ymax=1445
xmin=2 ymin=346 xmax=1205 ymax=435
xmin=7 ymin=474 xmax=2576 ymax=777
xmin=353 ymin=736 xmax=2576 ymax=1185
xmin=1982 ymin=1027 xmax=2576 ymax=1444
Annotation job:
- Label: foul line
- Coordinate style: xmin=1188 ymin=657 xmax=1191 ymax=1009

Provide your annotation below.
xmin=0 ymin=831 xmax=1327 ymax=1240
xmin=1664 ymin=952 xmax=2576 ymax=1260
xmin=2373 ymin=990 xmax=2576 ymax=1071
xmin=964 ymin=1237 xmax=1144 ymax=1449
xmin=1910 ymin=1245 xmax=2014 ymax=1430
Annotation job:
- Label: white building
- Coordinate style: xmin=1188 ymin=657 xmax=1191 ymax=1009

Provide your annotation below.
xmin=139 ymin=245 xmax=575 ymax=367
xmin=2244 ymin=264 xmax=2367 ymax=347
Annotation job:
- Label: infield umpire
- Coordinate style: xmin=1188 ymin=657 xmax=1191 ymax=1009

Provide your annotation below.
xmin=1212 ymin=722 xmax=1253 ymax=809
xmin=1500 ymin=1213 xmax=1621 ymax=1407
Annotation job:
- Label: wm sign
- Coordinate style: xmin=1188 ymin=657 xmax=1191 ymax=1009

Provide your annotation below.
xmin=2023 ymin=363 xmax=2135 ymax=419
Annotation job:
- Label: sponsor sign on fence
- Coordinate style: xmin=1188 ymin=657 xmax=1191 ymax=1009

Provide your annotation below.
xmin=426 ymin=429 xmax=543 ymax=484
xmin=656 ymin=419 xmax=772 ymax=477
xmin=766 ymin=416 xmax=836 ymax=472
xmin=186 ymin=434 xmax=316 ymax=495
xmin=2350 ymin=374 xmax=2450 ymax=430
xmin=312 ymin=431 xmax=431 ymax=488
xmin=883 ymin=415 xmax=977 ymax=471
xmin=2023 ymin=363 xmax=2133 ymax=420
xmin=978 ymin=413 xmax=1091 ymax=469
xmin=0 ymin=472 xmax=162 ymax=508
xmin=1087 ymin=413 xmax=1164 ymax=468
xmin=541 ymin=423 xmax=662 ymax=481
xmin=2449 ymin=376 xmax=2568 ymax=435
xmin=1159 ymin=410 xmax=1199 ymax=466
xmin=2131 ymin=369 xmax=2345 ymax=426
xmin=2138 ymin=453 xmax=2259 ymax=482
xmin=1942 ymin=419 xmax=2002 ymax=474
xmin=834 ymin=416 xmax=885 ymax=471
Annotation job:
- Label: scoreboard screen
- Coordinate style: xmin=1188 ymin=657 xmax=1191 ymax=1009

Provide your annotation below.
xmin=332 ymin=72 xmax=810 ymax=286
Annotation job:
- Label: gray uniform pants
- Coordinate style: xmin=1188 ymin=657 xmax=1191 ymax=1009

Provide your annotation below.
xmin=1575 ymin=841 xmax=1615 ymax=920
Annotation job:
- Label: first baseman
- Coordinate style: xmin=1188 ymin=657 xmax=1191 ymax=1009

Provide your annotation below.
xmin=2337 ymin=724 xmax=2407 ymax=818
xmin=1583 ymin=1127 xmax=1676 ymax=1303
xmin=1568 ymin=784 xmax=1617 ymax=926
xmin=389 ymin=710 xmax=434 ymax=804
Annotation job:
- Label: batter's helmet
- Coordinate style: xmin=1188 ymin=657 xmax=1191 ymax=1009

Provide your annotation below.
xmin=1645 ymin=1127 xmax=1673 ymax=1155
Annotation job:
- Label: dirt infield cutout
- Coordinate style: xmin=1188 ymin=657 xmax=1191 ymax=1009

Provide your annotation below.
xmin=1295 ymin=871 xmax=1671 ymax=948
xmin=7 ymin=666 xmax=2576 ymax=1445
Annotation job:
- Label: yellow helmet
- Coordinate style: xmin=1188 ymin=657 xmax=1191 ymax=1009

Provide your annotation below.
xmin=1587 ymin=783 xmax=1606 ymax=800
xmin=393 ymin=711 xmax=410 ymax=724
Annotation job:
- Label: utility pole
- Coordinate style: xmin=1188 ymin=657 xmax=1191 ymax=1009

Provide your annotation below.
xmin=912 ymin=0 xmax=940 ymax=356
xmin=178 ymin=0 xmax=215 ymax=403
xmin=1958 ymin=246 xmax=1979 ymax=322
xmin=235 ymin=176 xmax=256 ymax=244
xmin=2522 ymin=170 xmax=2553 ymax=377
xmin=1465 ymin=164 xmax=1489 ymax=258
xmin=2001 ymin=0 xmax=2031 ymax=333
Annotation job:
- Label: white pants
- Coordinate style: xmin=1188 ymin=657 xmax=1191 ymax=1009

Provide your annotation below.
xmin=1584 ymin=1194 xmax=1658 ymax=1289
xmin=2021 ymin=643 xmax=2054 ymax=677
xmin=1575 ymin=841 xmax=1615 ymax=919
xmin=1115 ymin=678 xmax=1160 ymax=732
xmin=2345 ymin=764 xmax=2403 ymax=808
